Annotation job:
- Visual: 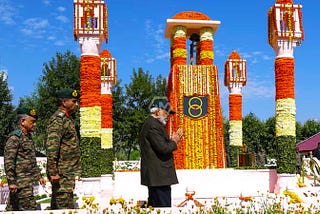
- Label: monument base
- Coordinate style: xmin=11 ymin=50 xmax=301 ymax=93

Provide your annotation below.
xmin=113 ymin=168 xmax=278 ymax=201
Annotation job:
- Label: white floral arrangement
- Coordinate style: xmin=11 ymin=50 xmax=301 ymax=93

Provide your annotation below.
xmin=265 ymin=158 xmax=277 ymax=168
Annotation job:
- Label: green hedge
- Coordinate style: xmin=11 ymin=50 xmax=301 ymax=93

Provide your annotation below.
xmin=80 ymin=137 xmax=114 ymax=177
xmin=275 ymin=135 xmax=296 ymax=174
xmin=228 ymin=145 xmax=242 ymax=167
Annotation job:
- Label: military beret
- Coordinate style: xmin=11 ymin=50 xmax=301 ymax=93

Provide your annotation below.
xmin=56 ymin=88 xmax=80 ymax=99
xmin=17 ymin=107 xmax=38 ymax=119
xmin=149 ymin=97 xmax=175 ymax=114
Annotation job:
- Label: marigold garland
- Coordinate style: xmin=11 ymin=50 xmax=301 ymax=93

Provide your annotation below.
xmin=173 ymin=26 xmax=187 ymax=38
xmin=100 ymin=49 xmax=112 ymax=58
xmin=101 ymin=94 xmax=112 ymax=128
xmin=167 ymin=11 xmax=226 ymax=169
xmin=172 ymin=37 xmax=187 ymax=49
xmin=224 ymin=51 xmax=247 ymax=87
xmin=275 ymin=98 xmax=296 ymax=137
xmin=274 ymin=57 xmax=295 ymax=137
xmin=229 ymin=94 xmax=242 ymax=121
xmin=199 ymin=28 xmax=214 ymax=64
xmin=224 ymin=51 xmax=246 ymax=149
xmin=200 ymin=51 xmax=214 ymax=60
xmin=100 ymin=50 xmax=114 ymax=149
xmin=80 ymin=55 xmax=101 ymax=107
xmin=80 ymin=106 xmax=101 ymax=138
xmin=213 ymin=66 xmax=225 ymax=168
xmin=172 ymin=11 xmax=211 ymax=20
xmin=200 ymin=28 xmax=214 ymax=41
xmin=276 ymin=0 xmax=293 ymax=4
xmin=173 ymin=48 xmax=187 ymax=58
xmin=80 ymin=55 xmax=102 ymax=138
xmin=169 ymin=65 xmax=225 ymax=169
xmin=229 ymin=120 xmax=242 ymax=146
xmin=268 ymin=0 xmax=302 ymax=174
xmin=199 ymin=40 xmax=213 ymax=51
xmin=275 ymin=58 xmax=294 ymax=99
xmin=101 ymin=128 xmax=112 ymax=148
xmin=171 ymin=26 xmax=187 ymax=65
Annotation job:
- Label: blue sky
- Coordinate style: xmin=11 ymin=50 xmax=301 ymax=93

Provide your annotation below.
xmin=0 ymin=0 xmax=318 ymax=123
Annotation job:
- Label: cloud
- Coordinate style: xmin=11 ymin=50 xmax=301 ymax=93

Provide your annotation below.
xmin=145 ymin=20 xmax=166 ymax=50
xmin=56 ymin=15 xmax=69 ymax=23
xmin=145 ymin=52 xmax=169 ymax=63
xmin=23 ymin=18 xmax=49 ymax=29
xmin=0 ymin=0 xmax=16 ymax=25
xmin=238 ymin=50 xmax=273 ymax=64
xmin=42 ymin=0 xmax=50 ymax=6
xmin=220 ymin=74 xmax=274 ymax=100
xmin=242 ymin=78 xmax=274 ymax=99
xmin=143 ymin=20 xmax=169 ymax=63
xmin=20 ymin=18 xmax=49 ymax=38
xmin=57 ymin=6 xmax=66 ymax=12
xmin=48 ymin=36 xmax=56 ymax=41
xmin=54 ymin=40 xmax=66 ymax=46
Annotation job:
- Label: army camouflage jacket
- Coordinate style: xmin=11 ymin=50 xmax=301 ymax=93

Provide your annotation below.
xmin=4 ymin=129 xmax=42 ymax=188
xmin=45 ymin=107 xmax=81 ymax=178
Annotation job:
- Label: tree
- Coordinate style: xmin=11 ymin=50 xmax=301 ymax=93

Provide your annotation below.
xmin=300 ymin=119 xmax=320 ymax=140
xmin=118 ymin=68 xmax=167 ymax=160
xmin=0 ymin=71 xmax=15 ymax=155
xmin=242 ymin=112 xmax=266 ymax=154
xmin=112 ymin=80 xmax=131 ymax=160
xmin=154 ymin=74 xmax=167 ymax=97
xmin=264 ymin=116 xmax=276 ymax=159
xmin=20 ymin=51 xmax=80 ymax=154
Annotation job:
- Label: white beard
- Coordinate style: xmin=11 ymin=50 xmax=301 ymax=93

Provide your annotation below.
xmin=158 ymin=115 xmax=168 ymax=125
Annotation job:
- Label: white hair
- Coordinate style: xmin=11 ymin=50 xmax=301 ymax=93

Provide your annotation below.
xmin=150 ymin=107 xmax=160 ymax=114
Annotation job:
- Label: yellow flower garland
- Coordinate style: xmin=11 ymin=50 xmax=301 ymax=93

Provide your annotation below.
xmin=80 ymin=106 xmax=101 ymax=138
xmin=229 ymin=120 xmax=242 ymax=146
xmin=275 ymin=98 xmax=296 ymax=137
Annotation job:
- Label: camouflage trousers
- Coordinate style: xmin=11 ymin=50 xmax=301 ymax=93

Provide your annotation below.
xmin=6 ymin=186 xmax=38 ymax=211
xmin=50 ymin=174 xmax=75 ymax=209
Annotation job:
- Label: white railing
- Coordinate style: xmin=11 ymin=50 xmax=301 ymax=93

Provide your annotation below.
xmin=113 ymin=160 xmax=140 ymax=172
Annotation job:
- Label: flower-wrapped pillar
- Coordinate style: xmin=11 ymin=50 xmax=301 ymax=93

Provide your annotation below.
xmin=165 ymin=11 xmax=226 ymax=169
xmin=100 ymin=49 xmax=116 ymax=175
xmin=224 ymin=51 xmax=247 ymax=167
xmin=74 ymin=0 xmax=111 ymax=177
xmin=268 ymin=0 xmax=304 ymax=173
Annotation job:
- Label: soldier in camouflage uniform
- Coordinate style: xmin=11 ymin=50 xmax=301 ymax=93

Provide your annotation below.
xmin=4 ymin=108 xmax=46 ymax=211
xmin=45 ymin=88 xmax=81 ymax=209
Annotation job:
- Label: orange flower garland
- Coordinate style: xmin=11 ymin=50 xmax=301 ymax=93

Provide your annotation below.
xmin=275 ymin=58 xmax=294 ymax=99
xmin=80 ymin=56 xmax=101 ymax=107
xmin=101 ymin=94 xmax=113 ymax=128
xmin=228 ymin=93 xmax=243 ymax=147
xmin=224 ymin=51 xmax=246 ymax=147
xmin=268 ymin=0 xmax=303 ymax=173
xmin=169 ymin=65 xmax=225 ymax=169
xmin=172 ymin=11 xmax=211 ymax=20
xmin=229 ymin=94 xmax=242 ymax=121
xmin=80 ymin=55 xmax=102 ymax=138
xmin=268 ymin=0 xmax=304 ymax=138
xmin=101 ymin=94 xmax=113 ymax=148
xmin=275 ymin=57 xmax=296 ymax=137
xmin=167 ymin=11 xmax=226 ymax=169
xmin=100 ymin=49 xmax=115 ymax=149
xmin=199 ymin=28 xmax=214 ymax=65
xmin=214 ymin=66 xmax=226 ymax=167
xmin=171 ymin=26 xmax=187 ymax=65
xmin=276 ymin=0 xmax=292 ymax=4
